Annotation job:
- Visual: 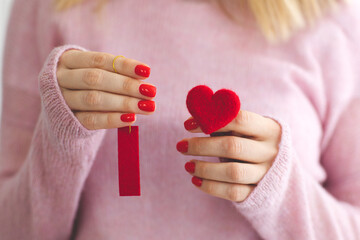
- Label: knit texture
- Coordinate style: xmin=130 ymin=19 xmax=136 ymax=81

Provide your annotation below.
xmin=1 ymin=0 xmax=360 ymax=239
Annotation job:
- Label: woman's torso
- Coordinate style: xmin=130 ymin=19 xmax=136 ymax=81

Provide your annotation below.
xmin=36 ymin=0 xmax=329 ymax=238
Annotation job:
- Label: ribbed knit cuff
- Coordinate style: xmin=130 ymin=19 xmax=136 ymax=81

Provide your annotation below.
xmin=231 ymin=115 xmax=293 ymax=213
xmin=38 ymin=45 xmax=104 ymax=144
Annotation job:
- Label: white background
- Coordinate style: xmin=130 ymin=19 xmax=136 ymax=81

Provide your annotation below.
xmin=0 ymin=0 xmax=14 ymax=119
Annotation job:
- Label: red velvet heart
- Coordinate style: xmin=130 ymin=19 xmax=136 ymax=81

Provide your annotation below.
xmin=186 ymin=85 xmax=241 ymax=134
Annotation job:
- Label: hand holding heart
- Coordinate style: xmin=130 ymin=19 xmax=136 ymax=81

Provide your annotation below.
xmin=177 ymin=86 xmax=282 ymax=203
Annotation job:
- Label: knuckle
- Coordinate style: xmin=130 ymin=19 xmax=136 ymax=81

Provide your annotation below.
xmin=91 ymin=53 xmax=108 ymax=68
xmin=191 ymin=139 xmax=203 ymax=154
xmin=56 ymin=72 xmax=64 ymax=88
xmin=56 ymin=69 xmax=64 ymax=85
xmin=58 ymin=50 xmax=72 ymax=66
xmin=269 ymin=146 xmax=279 ymax=161
xmin=120 ymin=58 xmax=131 ymax=70
xmin=223 ymin=136 xmax=243 ymax=155
xmin=235 ymin=110 xmax=250 ymax=126
xmin=122 ymin=97 xmax=132 ymax=112
xmin=122 ymin=78 xmax=132 ymax=93
xmin=226 ymin=164 xmax=245 ymax=182
xmin=84 ymin=69 xmax=103 ymax=88
xmin=196 ymin=164 xmax=208 ymax=178
xmin=227 ymin=185 xmax=243 ymax=202
xmin=106 ymin=114 xmax=114 ymax=127
xmin=83 ymin=114 xmax=98 ymax=130
xmin=84 ymin=91 xmax=102 ymax=107
xmin=204 ymin=182 xmax=216 ymax=195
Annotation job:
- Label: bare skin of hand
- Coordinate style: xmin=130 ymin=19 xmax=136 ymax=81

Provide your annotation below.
xmin=56 ymin=50 xmax=156 ymax=130
xmin=177 ymin=110 xmax=282 ymax=203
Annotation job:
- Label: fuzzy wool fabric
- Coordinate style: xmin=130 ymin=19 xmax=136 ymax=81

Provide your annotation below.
xmin=1 ymin=0 xmax=360 ymax=239
xmin=186 ymin=85 xmax=241 ymax=134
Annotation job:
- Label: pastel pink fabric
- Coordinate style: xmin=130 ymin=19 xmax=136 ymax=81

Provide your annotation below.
xmin=1 ymin=0 xmax=360 ymax=239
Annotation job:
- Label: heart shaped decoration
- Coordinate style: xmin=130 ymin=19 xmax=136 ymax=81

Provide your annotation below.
xmin=186 ymin=85 xmax=241 ymax=134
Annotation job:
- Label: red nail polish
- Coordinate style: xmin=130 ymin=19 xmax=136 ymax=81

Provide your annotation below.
xmin=121 ymin=113 xmax=135 ymax=122
xmin=176 ymin=140 xmax=188 ymax=153
xmin=192 ymin=176 xmax=202 ymax=187
xmin=185 ymin=162 xmax=195 ymax=173
xmin=139 ymin=84 xmax=156 ymax=97
xmin=184 ymin=118 xmax=198 ymax=131
xmin=135 ymin=65 xmax=151 ymax=77
xmin=138 ymin=100 xmax=155 ymax=112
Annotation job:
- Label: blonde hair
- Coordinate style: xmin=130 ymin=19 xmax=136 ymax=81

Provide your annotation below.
xmin=54 ymin=0 xmax=348 ymax=42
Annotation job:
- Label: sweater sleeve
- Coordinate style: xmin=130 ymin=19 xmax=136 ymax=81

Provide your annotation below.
xmin=232 ymin=114 xmax=360 ymax=239
xmin=230 ymin=6 xmax=360 ymax=240
xmin=0 ymin=0 xmax=106 ymax=239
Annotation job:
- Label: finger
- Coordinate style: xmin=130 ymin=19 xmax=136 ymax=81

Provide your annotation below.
xmin=184 ymin=118 xmax=249 ymax=138
xmin=185 ymin=160 xmax=269 ymax=184
xmin=59 ymin=50 xmax=150 ymax=79
xmin=62 ymin=89 xmax=155 ymax=114
xmin=177 ymin=136 xmax=277 ymax=163
xmin=190 ymin=176 xmax=254 ymax=203
xmin=74 ymin=112 xmax=136 ymax=130
xmin=184 ymin=110 xmax=281 ymax=141
xmin=57 ymin=68 xmax=156 ymax=99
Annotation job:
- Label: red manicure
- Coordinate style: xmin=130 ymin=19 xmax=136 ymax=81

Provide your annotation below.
xmin=121 ymin=113 xmax=135 ymax=122
xmin=135 ymin=65 xmax=151 ymax=77
xmin=176 ymin=140 xmax=188 ymax=153
xmin=138 ymin=100 xmax=155 ymax=112
xmin=185 ymin=162 xmax=195 ymax=173
xmin=192 ymin=176 xmax=202 ymax=187
xmin=139 ymin=84 xmax=156 ymax=97
xmin=184 ymin=118 xmax=198 ymax=131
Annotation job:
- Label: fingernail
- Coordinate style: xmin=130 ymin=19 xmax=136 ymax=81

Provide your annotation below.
xmin=192 ymin=176 xmax=202 ymax=187
xmin=185 ymin=162 xmax=195 ymax=173
xmin=120 ymin=113 xmax=135 ymax=122
xmin=184 ymin=118 xmax=198 ymax=131
xmin=138 ymin=100 xmax=155 ymax=112
xmin=135 ymin=65 xmax=151 ymax=77
xmin=176 ymin=140 xmax=188 ymax=153
xmin=139 ymin=84 xmax=156 ymax=97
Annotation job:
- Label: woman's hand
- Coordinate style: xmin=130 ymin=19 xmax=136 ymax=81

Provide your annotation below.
xmin=56 ymin=50 xmax=156 ymax=130
xmin=176 ymin=110 xmax=282 ymax=203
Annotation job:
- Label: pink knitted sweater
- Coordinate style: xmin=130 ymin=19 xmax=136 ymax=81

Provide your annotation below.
xmin=1 ymin=0 xmax=360 ymax=239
